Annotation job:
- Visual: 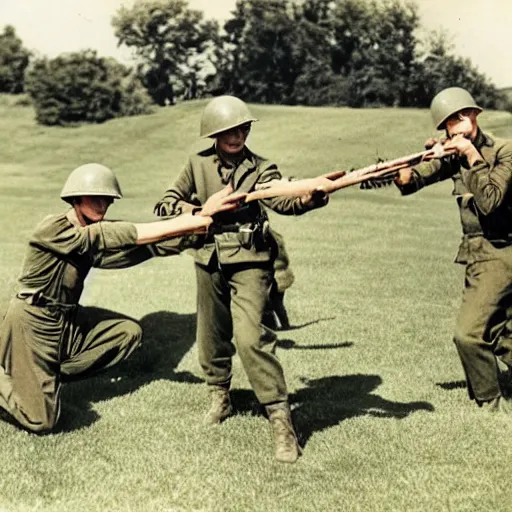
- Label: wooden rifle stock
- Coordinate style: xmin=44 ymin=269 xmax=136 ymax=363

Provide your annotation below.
xmin=245 ymin=143 xmax=455 ymax=202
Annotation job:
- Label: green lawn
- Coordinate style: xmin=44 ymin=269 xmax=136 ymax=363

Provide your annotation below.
xmin=0 ymin=94 xmax=512 ymax=512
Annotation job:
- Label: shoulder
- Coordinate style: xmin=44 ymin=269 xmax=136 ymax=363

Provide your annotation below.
xmin=246 ymin=147 xmax=278 ymax=173
xmin=188 ymin=145 xmax=217 ymax=169
xmin=32 ymin=212 xmax=73 ymax=238
xmin=197 ymin=144 xmax=216 ymax=158
xmin=246 ymin=147 xmax=269 ymax=166
xmin=29 ymin=211 xmax=88 ymax=254
xmin=481 ymin=132 xmax=512 ymax=154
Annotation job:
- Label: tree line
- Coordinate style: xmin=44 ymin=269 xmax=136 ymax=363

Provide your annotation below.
xmin=1 ymin=0 xmax=510 ymax=125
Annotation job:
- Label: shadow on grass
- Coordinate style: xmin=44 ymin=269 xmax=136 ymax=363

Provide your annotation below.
xmin=54 ymin=309 xmax=433 ymax=439
xmin=293 ymin=375 xmax=435 ymax=445
xmin=436 ymin=380 xmax=466 ymax=390
xmin=277 ymin=339 xmax=354 ymax=350
xmin=278 ymin=317 xmax=336 ymax=331
xmin=230 ymin=374 xmax=434 ymax=447
xmin=57 ymin=307 xmax=201 ymax=433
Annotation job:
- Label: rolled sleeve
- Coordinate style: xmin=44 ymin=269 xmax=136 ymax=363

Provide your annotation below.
xmin=97 ymin=221 xmax=138 ymax=250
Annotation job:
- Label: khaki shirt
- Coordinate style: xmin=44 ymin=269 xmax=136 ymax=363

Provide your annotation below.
xmin=17 ymin=210 xmax=183 ymax=304
xmin=155 ymin=145 xmax=316 ymax=266
xmin=398 ymin=130 xmax=512 ymax=264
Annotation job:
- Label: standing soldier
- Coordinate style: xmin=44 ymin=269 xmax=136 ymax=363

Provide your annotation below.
xmin=0 ymin=163 xmax=241 ymax=433
xmin=395 ymin=87 xmax=512 ymax=411
xmin=154 ymin=95 xmax=327 ymax=463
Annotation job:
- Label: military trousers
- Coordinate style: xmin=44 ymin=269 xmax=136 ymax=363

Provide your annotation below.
xmin=453 ymin=256 xmax=512 ymax=402
xmin=195 ymin=259 xmax=288 ymax=405
xmin=0 ymin=298 xmax=142 ymax=432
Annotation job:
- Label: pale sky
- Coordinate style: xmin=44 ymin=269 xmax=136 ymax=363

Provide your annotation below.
xmin=1 ymin=0 xmax=511 ymax=88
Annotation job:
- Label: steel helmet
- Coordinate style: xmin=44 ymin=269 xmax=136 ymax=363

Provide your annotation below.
xmin=430 ymin=87 xmax=482 ymax=130
xmin=199 ymin=95 xmax=258 ymax=138
xmin=60 ymin=163 xmax=123 ymax=203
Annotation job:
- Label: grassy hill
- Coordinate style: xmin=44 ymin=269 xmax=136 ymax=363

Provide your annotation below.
xmin=0 ymin=96 xmax=512 ymax=511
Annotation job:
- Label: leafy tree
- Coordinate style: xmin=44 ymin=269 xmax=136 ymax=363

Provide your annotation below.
xmin=210 ymin=0 xmax=504 ymax=109
xmin=25 ymin=50 xmax=153 ymax=126
xmin=213 ymin=0 xmax=419 ymax=107
xmin=112 ymin=0 xmax=217 ymax=105
xmin=329 ymin=0 xmax=419 ymax=107
xmin=0 ymin=25 xmax=30 ymax=94
xmin=293 ymin=57 xmax=349 ymax=106
xmin=213 ymin=0 xmax=336 ymax=104
xmin=292 ymin=0 xmax=345 ymax=104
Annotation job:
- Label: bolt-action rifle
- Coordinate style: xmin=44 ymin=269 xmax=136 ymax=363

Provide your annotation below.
xmin=244 ymin=142 xmax=455 ymax=202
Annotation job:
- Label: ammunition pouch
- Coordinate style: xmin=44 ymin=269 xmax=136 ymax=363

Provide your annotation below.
xmin=211 ymin=219 xmax=271 ymax=264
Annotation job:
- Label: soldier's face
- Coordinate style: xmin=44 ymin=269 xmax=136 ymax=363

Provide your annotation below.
xmin=445 ymin=108 xmax=479 ymax=141
xmin=77 ymin=196 xmax=114 ymax=223
xmin=216 ymin=123 xmax=251 ymax=154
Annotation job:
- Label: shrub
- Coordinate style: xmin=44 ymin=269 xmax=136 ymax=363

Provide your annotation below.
xmin=0 ymin=25 xmax=30 ymax=94
xmin=25 ymin=50 xmax=153 ymax=126
xmin=13 ymin=94 xmax=32 ymax=107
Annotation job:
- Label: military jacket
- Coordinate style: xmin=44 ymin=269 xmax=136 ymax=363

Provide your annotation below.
xmin=155 ymin=145 xmax=315 ymax=266
xmin=17 ymin=210 xmax=184 ymax=305
xmin=399 ymin=130 xmax=512 ymax=264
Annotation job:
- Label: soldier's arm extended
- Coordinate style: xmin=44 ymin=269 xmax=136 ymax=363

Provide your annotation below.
xmin=33 ymin=215 xmax=141 ymax=256
xmin=154 ymin=160 xmax=198 ymax=217
xmin=94 ymin=236 xmax=200 ymax=269
xmin=458 ymin=140 xmax=512 ymax=215
xmin=256 ymin=162 xmax=327 ymax=215
xmin=96 ymin=186 xmax=243 ymax=267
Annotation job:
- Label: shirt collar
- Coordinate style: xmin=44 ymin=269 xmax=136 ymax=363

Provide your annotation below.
xmin=213 ymin=144 xmax=253 ymax=168
xmin=473 ymin=129 xmax=494 ymax=149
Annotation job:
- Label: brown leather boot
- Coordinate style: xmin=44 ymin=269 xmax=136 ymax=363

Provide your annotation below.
xmin=204 ymin=384 xmax=232 ymax=425
xmin=266 ymin=401 xmax=302 ymax=463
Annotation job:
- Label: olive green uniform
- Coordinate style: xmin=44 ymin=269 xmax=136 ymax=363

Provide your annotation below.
xmin=155 ymin=145 xmax=319 ymax=404
xmin=398 ymin=130 xmax=512 ymax=402
xmin=0 ymin=210 xmax=183 ymax=432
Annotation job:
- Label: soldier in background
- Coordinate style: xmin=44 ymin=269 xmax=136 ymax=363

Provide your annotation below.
xmin=154 ymin=95 xmax=328 ymax=463
xmin=262 ymin=228 xmax=294 ymax=331
xmin=0 ymin=163 xmax=240 ymax=433
xmin=395 ymin=87 xmax=512 ymax=411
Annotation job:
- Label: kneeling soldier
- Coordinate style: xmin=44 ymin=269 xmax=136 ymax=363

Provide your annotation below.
xmin=0 ymin=163 xmax=240 ymax=432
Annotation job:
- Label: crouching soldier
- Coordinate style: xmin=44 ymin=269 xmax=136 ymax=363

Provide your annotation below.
xmin=154 ymin=95 xmax=328 ymax=463
xmin=395 ymin=87 xmax=512 ymax=412
xmin=0 ymin=163 xmax=241 ymax=433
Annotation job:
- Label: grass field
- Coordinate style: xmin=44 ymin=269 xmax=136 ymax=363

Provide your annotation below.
xmin=0 ymin=94 xmax=512 ymax=512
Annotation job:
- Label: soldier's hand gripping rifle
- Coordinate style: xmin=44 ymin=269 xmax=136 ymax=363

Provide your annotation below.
xmin=244 ymin=142 xmax=455 ymax=202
